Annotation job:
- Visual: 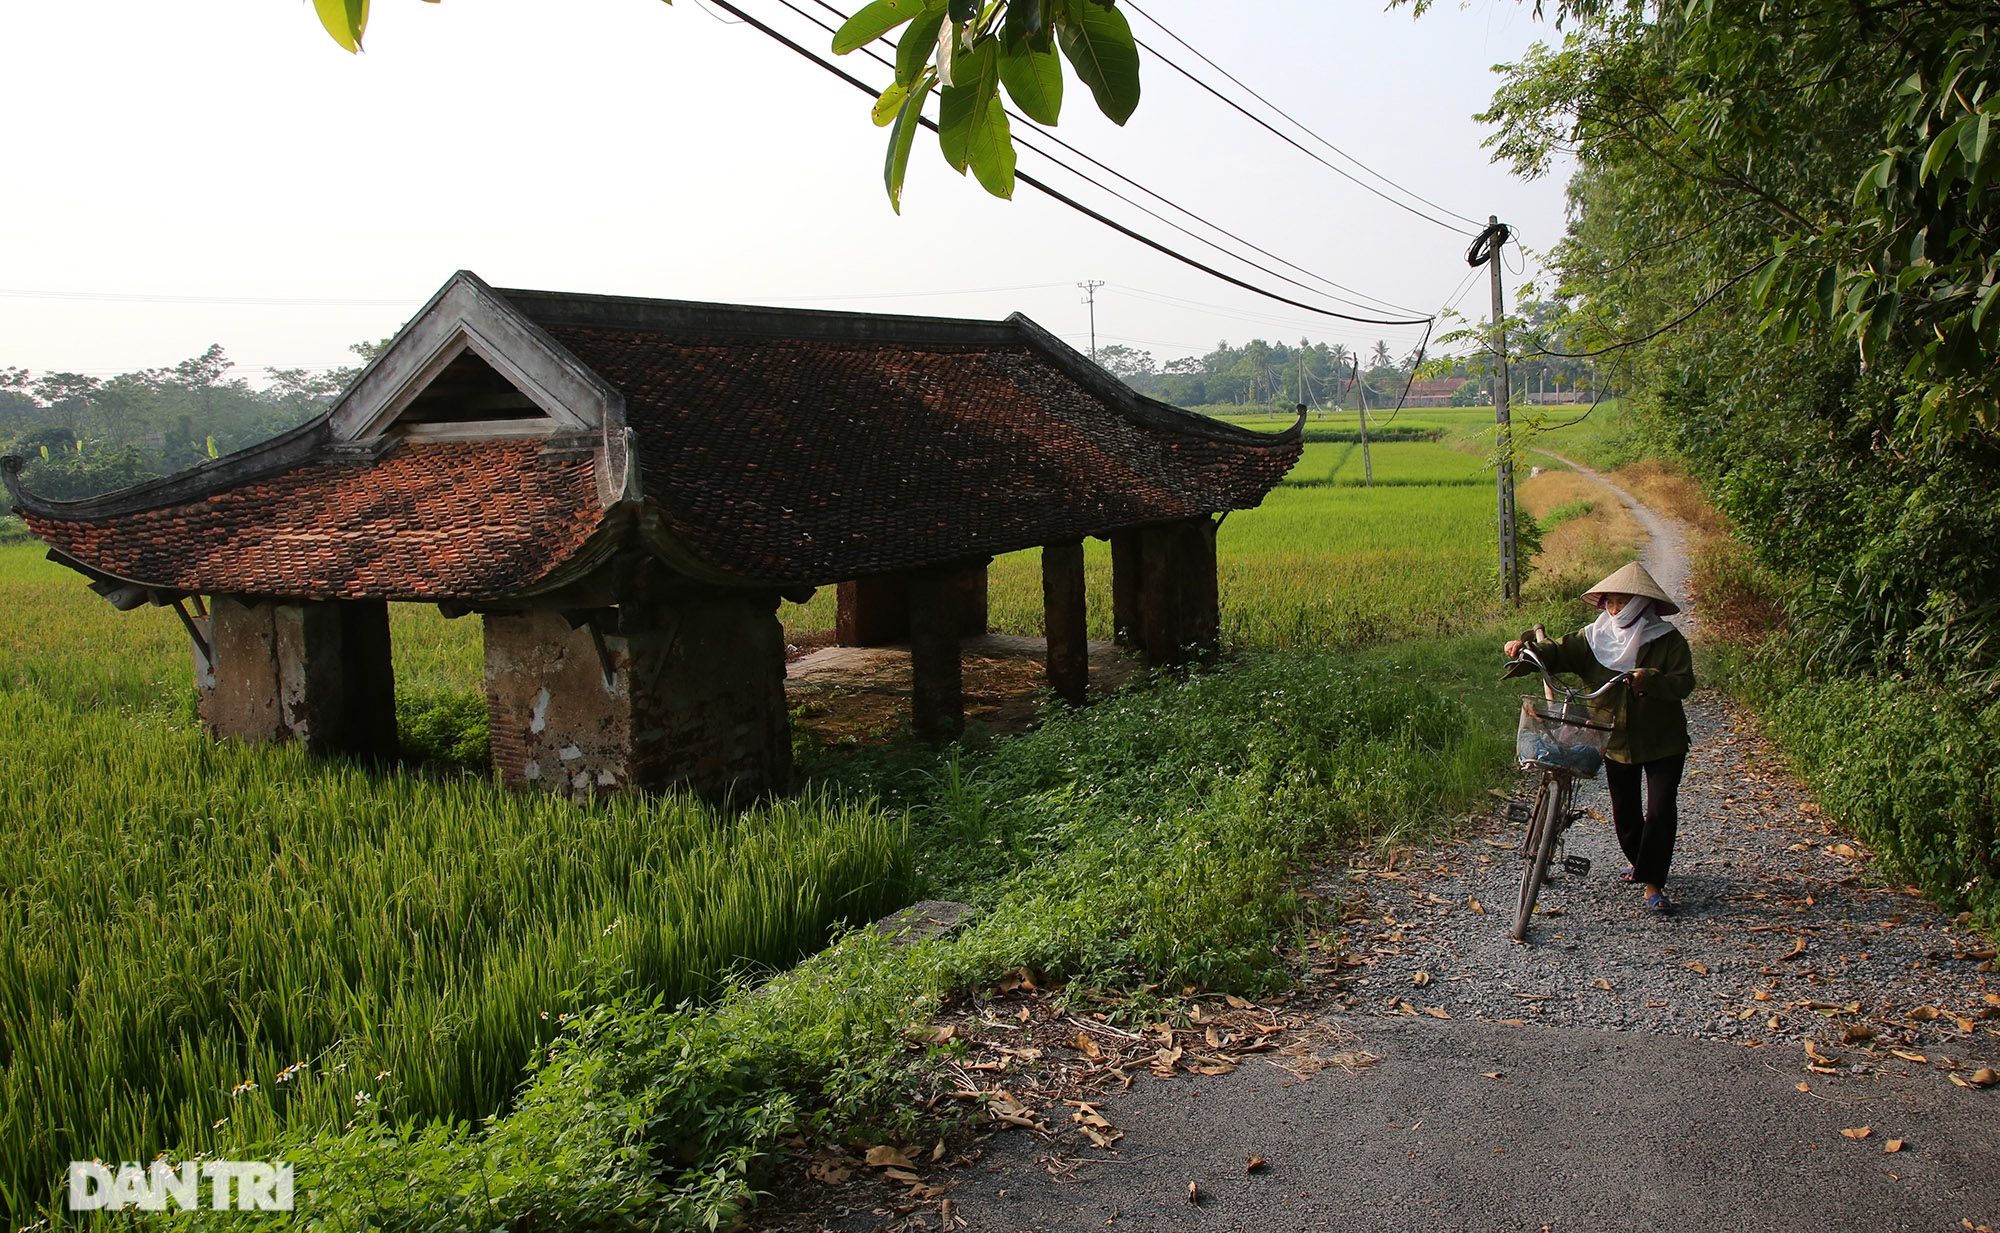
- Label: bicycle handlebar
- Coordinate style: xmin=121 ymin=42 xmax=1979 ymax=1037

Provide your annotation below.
xmin=1504 ymin=642 xmax=1635 ymax=701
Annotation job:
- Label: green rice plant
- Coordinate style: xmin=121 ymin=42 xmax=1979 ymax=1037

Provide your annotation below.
xmin=0 ymin=626 xmax=913 ymax=1213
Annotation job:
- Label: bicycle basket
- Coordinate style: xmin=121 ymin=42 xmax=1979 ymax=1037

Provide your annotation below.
xmin=1516 ymin=697 xmax=1615 ymax=778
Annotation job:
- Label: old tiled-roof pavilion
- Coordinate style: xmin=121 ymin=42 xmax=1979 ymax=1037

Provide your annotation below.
xmin=5 ymin=271 xmax=1302 ymax=799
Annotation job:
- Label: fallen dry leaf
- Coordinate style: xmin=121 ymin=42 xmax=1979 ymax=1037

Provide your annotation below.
xmin=1971 ymin=1068 xmax=1999 ymax=1088
xmin=1951 ymin=1074 xmax=1973 ymax=1088
xmin=1786 ymin=937 xmax=1809 ymax=958
xmin=1829 ymin=843 xmax=1859 ymax=858
xmin=865 ymin=1146 xmax=915 ymax=1169
xmin=1224 ymin=994 xmax=1256 ymax=1011
xmin=1468 ymin=898 xmax=1486 ymax=915
xmin=1150 ymin=1046 xmax=1184 ymax=1077
xmin=1592 ymin=978 xmax=1614 ymax=991
xmin=1412 ymin=971 xmax=1431 ymax=987
xmin=1796 ymin=1082 xmax=1812 ymax=1093
xmin=1955 ymin=1017 xmax=1978 ymax=1034
xmin=1805 ymin=1041 xmax=1838 ymax=1066
xmin=1885 ymin=1139 xmax=1905 ymax=1153
xmin=1246 ymin=1155 xmax=1269 ymax=1174
xmin=1073 ymin=1033 xmax=1103 ymax=1061
xmin=1753 ymin=990 xmax=1773 ymax=1002
xmin=884 ymin=1167 xmax=922 ymax=1183
xmin=1423 ymin=1007 xmax=1452 ymax=1019
xmin=1482 ymin=1071 xmax=1504 ymax=1079
xmin=1891 ymin=1050 xmax=1930 ymax=1063
xmin=1984 ymin=994 xmax=2000 ymax=1008
xmin=1840 ymin=1127 xmax=1872 ymax=1140
xmin=807 ymin=1156 xmax=854 ymax=1186
xmin=1205 ymin=1025 xmax=1223 ymax=1049
xmin=931 ymin=1139 xmax=947 ymax=1163
xmin=1187 ymin=1181 xmax=1203 ymax=1206
xmin=1910 ymin=1006 xmax=1943 ymax=1022
xmin=1686 ymin=961 xmax=1710 ymax=976
xmin=1841 ymin=1025 xmax=1877 ymax=1045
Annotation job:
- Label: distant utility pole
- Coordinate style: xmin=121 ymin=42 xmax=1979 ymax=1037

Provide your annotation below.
xmin=1078 ymin=280 xmax=1105 ymax=364
xmin=1353 ymin=357 xmax=1373 ymax=487
xmin=1480 ymin=214 xmax=1521 ymax=605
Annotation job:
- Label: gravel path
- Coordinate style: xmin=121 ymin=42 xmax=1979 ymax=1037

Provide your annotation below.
xmin=1329 ymin=689 xmax=1998 ymax=1058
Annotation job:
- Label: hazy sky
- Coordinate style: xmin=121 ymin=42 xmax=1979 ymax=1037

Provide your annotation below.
xmin=0 ymin=0 xmax=1570 ymax=380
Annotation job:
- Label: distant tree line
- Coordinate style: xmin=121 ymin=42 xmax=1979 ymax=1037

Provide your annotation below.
xmin=1095 ymin=305 xmax=1598 ymax=412
xmin=0 ymin=341 xmax=382 ymax=502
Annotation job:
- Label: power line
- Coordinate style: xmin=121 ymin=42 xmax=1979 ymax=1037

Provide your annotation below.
xmin=1122 ymin=2 xmax=1482 ymax=237
xmin=783 ymin=0 xmax=1423 ymax=319
xmin=707 ymin=0 xmax=1433 ymax=327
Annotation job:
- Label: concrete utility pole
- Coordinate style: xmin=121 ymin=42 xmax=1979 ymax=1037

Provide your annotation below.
xmin=1078 ymin=280 xmax=1105 ymax=364
xmin=1486 ymin=215 xmax=1520 ymax=604
xmin=1354 ymin=357 xmax=1373 ymax=487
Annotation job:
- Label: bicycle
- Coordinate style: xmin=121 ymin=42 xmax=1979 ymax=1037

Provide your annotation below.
xmin=1502 ymin=629 xmax=1633 ymax=942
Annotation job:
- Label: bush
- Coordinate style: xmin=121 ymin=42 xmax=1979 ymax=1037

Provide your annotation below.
xmin=1727 ymin=644 xmax=1999 ymax=934
xmin=397 ymin=690 xmax=490 ymax=771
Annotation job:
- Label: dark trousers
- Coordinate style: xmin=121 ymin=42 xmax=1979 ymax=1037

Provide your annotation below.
xmin=1604 ymin=753 xmax=1686 ymax=887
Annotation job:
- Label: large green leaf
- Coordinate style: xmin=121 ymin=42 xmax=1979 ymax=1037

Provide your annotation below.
xmin=1004 ymin=0 xmax=1052 ymax=51
xmin=313 ymin=0 xmax=369 ymax=53
xmin=896 ymin=8 xmax=947 ymax=86
xmin=999 ymin=42 xmax=1064 ymax=125
xmin=937 ymin=37 xmax=1001 ymax=172
xmin=966 ymin=100 xmax=1018 ymax=198
xmin=833 ymin=0 xmax=928 ymax=55
xmin=1056 ymin=1 xmax=1140 ymax=125
xmin=884 ymin=76 xmax=936 ymax=213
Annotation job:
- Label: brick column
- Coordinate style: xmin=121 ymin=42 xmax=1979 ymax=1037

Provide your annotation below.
xmin=199 ymin=596 xmax=397 ymax=760
xmin=907 ymin=566 xmax=964 ymax=741
xmin=1041 ymin=539 xmax=1088 ymax=704
xmin=483 ymin=581 xmax=790 ymax=801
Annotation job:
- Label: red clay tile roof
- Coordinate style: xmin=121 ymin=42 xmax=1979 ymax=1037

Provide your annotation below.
xmin=16 ymin=440 xmax=603 ymax=601
xmin=542 ymin=325 xmax=1299 ymax=586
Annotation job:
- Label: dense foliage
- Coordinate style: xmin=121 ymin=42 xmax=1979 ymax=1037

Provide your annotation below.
xmin=1 ymin=346 xmax=360 ymax=501
xmin=1474 ymin=0 xmax=2000 ymax=921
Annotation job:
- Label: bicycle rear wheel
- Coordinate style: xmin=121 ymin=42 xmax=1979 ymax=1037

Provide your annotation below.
xmin=1511 ymin=777 xmax=1565 ymax=942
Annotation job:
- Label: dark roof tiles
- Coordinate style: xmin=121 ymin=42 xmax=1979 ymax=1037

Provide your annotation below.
xmin=21 ymin=441 xmax=601 ymax=601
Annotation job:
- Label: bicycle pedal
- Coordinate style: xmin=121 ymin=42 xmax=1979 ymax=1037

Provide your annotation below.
xmin=1563 ymin=855 xmax=1593 ymax=876
xmin=1503 ymin=801 xmax=1533 ymax=823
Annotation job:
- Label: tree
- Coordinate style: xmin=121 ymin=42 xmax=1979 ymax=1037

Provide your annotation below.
xmin=308 ymin=0 xmax=1142 ymax=212
xmin=1476 ymin=0 xmax=2000 ymax=441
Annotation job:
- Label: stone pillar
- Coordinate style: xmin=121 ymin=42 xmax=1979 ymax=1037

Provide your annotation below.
xmin=908 ymin=566 xmax=964 ymax=741
xmin=838 ymin=563 xmax=985 ymax=645
xmin=482 ymin=581 xmax=790 ymax=801
xmin=1041 ymin=539 xmax=1088 ymax=705
xmin=836 ymin=573 xmax=910 ymax=646
xmin=1109 ymin=529 xmax=1142 ymax=648
xmin=199 ymin=596 xmax=397 ymax=759
xmin=1135 ymin=517 xmax=1222 ymax=667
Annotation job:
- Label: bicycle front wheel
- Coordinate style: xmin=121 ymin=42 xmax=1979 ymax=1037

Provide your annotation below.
xmin=1511 ymin=777 xmax=1564 ymax=942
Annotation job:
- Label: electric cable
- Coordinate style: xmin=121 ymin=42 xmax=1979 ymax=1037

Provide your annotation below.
xmin=1521 ymin=255 xmax=1775 ymax=359
xmin=786 ymin=0 xmax=1422 ymax=318
xmin=1123 ymin=0 xmax=1487 ymax=233
xmin=705 ymin=0 xmax=1434 ymax=326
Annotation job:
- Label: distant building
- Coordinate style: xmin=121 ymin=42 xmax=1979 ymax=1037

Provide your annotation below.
xmin=1400 ymin=378 xmax=1473 ymax=407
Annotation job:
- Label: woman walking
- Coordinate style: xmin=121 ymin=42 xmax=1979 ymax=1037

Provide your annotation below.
xmin=1504 ymin=563 xmax=1696 ymax=914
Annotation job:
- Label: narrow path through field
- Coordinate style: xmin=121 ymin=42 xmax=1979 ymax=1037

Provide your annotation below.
xmin=861 ymin=483 xmax=2000 ymax=1233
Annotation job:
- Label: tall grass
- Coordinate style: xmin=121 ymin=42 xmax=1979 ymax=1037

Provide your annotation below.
xmin=0 ymin=549 xmax=912 ymax=1214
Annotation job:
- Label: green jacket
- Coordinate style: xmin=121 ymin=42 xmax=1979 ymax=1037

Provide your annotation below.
xmin=1518 ymin=627 xmax=1696 ymax=765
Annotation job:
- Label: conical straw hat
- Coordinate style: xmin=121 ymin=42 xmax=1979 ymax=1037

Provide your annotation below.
xmin=1581 ymin=561 xmax=1680 ymax=615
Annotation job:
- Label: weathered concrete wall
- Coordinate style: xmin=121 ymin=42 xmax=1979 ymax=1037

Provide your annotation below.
xmin=483 ymin=581 xmax=791 ymax=801
xmin=484 ymin=607 xmax=631 ymax=796
xmin=200 ymin=596 xmax=397 ymax=758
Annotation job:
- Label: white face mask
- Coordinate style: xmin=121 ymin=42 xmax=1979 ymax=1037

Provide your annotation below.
xmin=1582 ymin=596 xmax=1672 ymax=672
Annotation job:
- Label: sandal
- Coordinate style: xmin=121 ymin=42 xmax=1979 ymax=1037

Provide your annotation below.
xmin=1621 ymin=864 xmax=1637 ymax=883
xmin=1643 ymin=889 xmax=1675 ymax=914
